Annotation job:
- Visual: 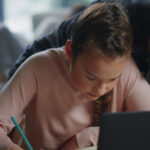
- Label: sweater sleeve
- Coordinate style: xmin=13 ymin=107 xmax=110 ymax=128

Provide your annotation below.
xmin=76 ymin=127 xmax=99 ymax=149
xmin=0 ymin=55 xmax=37 ymax=150
xmin=60 ymin=127 xmax=99 ymax=150
xmin=122 ymin=59 xmax=150 ymax=111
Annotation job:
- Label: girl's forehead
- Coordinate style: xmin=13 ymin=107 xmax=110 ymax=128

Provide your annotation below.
xmin=80 ymin=44 xmax=129 ymax=63
xmin=80 ymin=47 xmax=112 ymax=63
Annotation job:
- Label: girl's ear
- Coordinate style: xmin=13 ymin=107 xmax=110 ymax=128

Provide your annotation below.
xmin=65 ymin=40 xmax=72 ymax=62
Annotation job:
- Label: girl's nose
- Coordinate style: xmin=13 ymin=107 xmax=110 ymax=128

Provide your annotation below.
xmin=93 ymin=83 xmax=107 ymax=97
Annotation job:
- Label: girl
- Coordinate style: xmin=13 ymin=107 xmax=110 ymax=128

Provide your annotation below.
xmin=0 ymin=2 xmax=150 ymax=150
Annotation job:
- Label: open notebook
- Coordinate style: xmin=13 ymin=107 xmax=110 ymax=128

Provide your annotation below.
xmin=82 ymin=111 xmax=150 ymax=150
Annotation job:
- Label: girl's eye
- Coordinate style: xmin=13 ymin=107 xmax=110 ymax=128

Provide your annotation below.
xmin=86 ymin=75 xmax=96 ymax=80
xmin=110 ymin=78 xmax=117 ymax=82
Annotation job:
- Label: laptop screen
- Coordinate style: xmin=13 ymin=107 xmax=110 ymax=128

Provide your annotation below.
xmin=98 ymin=111 xmax=150 ymax=150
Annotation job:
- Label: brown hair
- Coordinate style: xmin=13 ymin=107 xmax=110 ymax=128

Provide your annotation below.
xmin=93 ymin=90 xmax=113 ymax=126
xmin=71 ymin=2 xmax=132 ymax=60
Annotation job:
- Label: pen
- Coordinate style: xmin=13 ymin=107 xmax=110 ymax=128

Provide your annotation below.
xmin=11 ymin=116 xmax=33 ymax=150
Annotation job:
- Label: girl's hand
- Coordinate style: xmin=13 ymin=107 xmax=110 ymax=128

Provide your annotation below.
xmin=61 ymin=136 xmax=79 ymax=150
xmin=9 ymin=145 xmax=24 ymax=150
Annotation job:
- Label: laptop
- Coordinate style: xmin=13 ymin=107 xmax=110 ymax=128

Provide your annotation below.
xmin=98 ymin=111 xmax=150 ymax=150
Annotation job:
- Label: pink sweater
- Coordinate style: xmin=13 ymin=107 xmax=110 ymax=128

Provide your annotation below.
xmin=0 ymin=48 xmax=150 ymax=150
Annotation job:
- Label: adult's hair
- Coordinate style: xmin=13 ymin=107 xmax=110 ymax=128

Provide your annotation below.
xmin=71 ymin=2 xmax=132 ymax=59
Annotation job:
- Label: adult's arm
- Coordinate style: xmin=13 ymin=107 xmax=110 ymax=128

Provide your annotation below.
xmin=9 ymin=15 xmax=79 ymax=78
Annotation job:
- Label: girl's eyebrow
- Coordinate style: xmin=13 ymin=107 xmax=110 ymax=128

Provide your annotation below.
xmin=84 ymin=69 xmax=122 ymax=81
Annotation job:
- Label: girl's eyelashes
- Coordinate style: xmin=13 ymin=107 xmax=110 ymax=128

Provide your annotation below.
xmin=86 ymin=75 xmax=96 ymax=80
xmin=110 ymin=78 xmax=118 ymax=82
xmin=86 ymin=75 xmax=118 ymax=82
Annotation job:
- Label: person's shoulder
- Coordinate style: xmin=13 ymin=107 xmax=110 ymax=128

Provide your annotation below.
xmin=24 ymin=47 xmax=65 ymax=75
xmin=122 ymin=57 xmax=141 ymax=80
xmin=115 ymin=57 xmax=143 ymax=100
xmin=14 ymin=47 xmax=65 ymax=82
xmin=118 ymin=57 xmax=144 ymax=94
xmin=25 ymin=47 xmax=64 ymax=65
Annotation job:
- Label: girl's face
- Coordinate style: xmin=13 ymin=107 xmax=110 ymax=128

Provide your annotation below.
xmin=65 ymin=41 xmax=128 ymax=100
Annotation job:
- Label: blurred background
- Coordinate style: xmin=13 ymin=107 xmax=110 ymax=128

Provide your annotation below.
xmin=1 ymin=0 xmax=94 ymax=42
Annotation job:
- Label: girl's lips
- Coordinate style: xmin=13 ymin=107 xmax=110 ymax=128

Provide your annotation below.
xmin=88 ymin=93 xmax=98 ymax=98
